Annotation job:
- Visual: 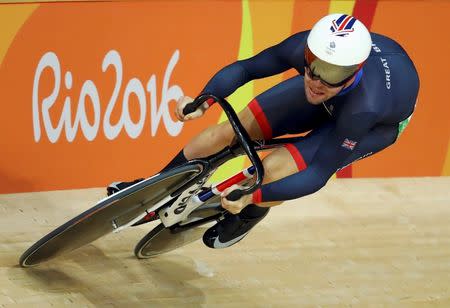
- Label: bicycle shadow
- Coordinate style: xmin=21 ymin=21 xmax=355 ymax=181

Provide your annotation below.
xmin=9 ymin=244 xmax=208 ymax=306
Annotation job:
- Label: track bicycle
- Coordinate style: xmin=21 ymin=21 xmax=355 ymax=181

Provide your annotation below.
xmin=20 ymin=94 xmax=303 ymax=267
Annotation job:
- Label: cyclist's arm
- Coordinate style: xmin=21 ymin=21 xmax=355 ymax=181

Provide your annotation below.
xmin=253 ymin=112 xmax=377 ymax=203
xmin=201 ymin=31 xmax=308 ymax=99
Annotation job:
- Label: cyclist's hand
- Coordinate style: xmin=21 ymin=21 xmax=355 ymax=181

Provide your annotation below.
xmin=220 ymin=184 xmax=252 ymax=215
xmin=175 ymin=95 xmax=209 ymax=121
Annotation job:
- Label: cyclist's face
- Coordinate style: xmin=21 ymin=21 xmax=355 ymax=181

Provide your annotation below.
xmin=303 ymin=71 xmax=350 ymax=105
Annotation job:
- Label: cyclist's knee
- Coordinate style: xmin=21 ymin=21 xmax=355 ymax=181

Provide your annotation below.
xmin=261 ymin=147 xmax=298 ymax=184
xmin=184 ymin=105 xmax=262 ymax=159
xmin=209 ymin=122 xmax=235 ymax=145
xmin=184 ymin=122 xmax=233 ymax=159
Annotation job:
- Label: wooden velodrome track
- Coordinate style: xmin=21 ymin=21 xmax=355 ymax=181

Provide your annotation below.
xmin=1 ymin=177 xmax=449 ymax=307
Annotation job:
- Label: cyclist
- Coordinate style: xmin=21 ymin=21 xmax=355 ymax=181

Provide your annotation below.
xmin=108 ymin=14 xmax=419 ymax=249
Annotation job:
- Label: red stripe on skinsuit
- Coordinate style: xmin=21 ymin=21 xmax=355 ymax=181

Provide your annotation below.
xmin=284 ymin=144 xmax=307 ymax=171
xmin=252 ymin=188 xmax=262 ymax=204
xmin=251 ymin=145 xmax=306 ymax=204
xmin=248 ymin=99 xmax=272 ymax=140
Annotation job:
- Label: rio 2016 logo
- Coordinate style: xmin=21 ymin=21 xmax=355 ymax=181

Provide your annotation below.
xmin=32 ymin=49 xmax=184 ymax=143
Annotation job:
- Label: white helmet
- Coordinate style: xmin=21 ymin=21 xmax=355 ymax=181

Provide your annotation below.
xmin=305 ymin=14 xmax=372 ymax=86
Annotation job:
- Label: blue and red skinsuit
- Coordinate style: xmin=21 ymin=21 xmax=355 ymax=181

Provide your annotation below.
xmin=201 ymin=31 xmax=419 ymax=203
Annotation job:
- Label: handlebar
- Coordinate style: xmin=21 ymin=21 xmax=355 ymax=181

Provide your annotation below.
xmin=183 ymin=94 xmax=264 ymax=202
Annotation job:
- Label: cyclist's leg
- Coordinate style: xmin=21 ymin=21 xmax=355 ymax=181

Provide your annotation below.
xmin=202 ymin=76 xmax=331 ymax=248
xmin=254 ymin=122 xmax=399 ymax=208
xmin=184 ymin=75 xmax=330 ymax=160
xmin=254 ymin=146 xmax=301 ymax=207
xmin=183 ymin=106 xmax=263 ymax=160
xmin=201 ymin=145 xmax=298 ymax=248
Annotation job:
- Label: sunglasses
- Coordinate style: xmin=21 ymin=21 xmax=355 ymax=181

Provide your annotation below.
xmin=304 ymin=62 xmax=356 ymax=88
